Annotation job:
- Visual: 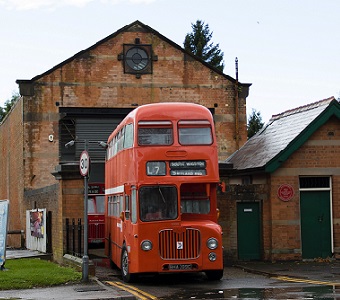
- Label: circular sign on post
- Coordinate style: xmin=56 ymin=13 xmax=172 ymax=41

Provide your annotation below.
xmin=278 ymin=184 xmax=294 ymax=201
xmin=79 ymin=150 xmax=90 ymax=177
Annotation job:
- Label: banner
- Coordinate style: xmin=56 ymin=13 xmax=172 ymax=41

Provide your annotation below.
xmin=0 ymin=200 xmax=9 ymax=268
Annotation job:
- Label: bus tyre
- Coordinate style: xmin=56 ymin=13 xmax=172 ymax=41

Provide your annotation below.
xmin=121 ymin=246 xmax=137 ymax=283
xmin=205 ymin=269 xmax=223 ymax=281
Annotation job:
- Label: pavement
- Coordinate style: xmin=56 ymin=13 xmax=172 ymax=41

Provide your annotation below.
xmin=233 ymin=259 xmax=340 ymax=284
xmin=0 ymin=248 xmax=134 ymax=300
xmin=1 ymin=249 xmax=340 ymax=299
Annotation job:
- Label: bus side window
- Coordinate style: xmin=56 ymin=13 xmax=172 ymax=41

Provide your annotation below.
xmin=131 ymin=187 xmax=137 ymax=224
xmin=117 ymin=127 xmax=125 ymax=152
xmin=125 ymin=195 xmax=130 ymax=220
xmin=113 ymin=195 xmax=118 ymax=217
xmin=107 ymin=196 xmax=112 ymax=216
xmin=119 ymin=195 xmax=124 ymax=215
xmin=124 ymin=123 xmax=133 ymax=149
xmin=95 ymin=195 xmax=104 ymax=214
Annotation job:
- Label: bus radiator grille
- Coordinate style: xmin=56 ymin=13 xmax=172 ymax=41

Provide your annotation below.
xmin=159 ymin=228 xmax=201 ymax=259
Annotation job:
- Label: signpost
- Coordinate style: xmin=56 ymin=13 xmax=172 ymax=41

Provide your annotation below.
xmin=0 ymin=200 xmax=9 ymax=270
xmin=80 ymin=146 xmax=90 ymax=282
xmin=65 ymin=139 xmax=106 ymax=281
xmin=79 ymin=150 xmax=90 ymax=177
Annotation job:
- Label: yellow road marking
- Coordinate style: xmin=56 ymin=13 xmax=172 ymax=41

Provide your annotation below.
xmin=275 ymin=276 xmax=340 ymax=286
xmin=106 ymin=281 xmax=157 ymax=300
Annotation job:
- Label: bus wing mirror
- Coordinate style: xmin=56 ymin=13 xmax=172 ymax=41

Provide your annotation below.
xmin=218 ymin=182 xmax=226 ymax=193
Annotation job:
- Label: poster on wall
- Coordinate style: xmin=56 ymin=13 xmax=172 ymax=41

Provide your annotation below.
xmin=30 ymin=210 xmax=44 ymax=238
xmin=0 ymin=200 xmax=9 ymax=269
xmin=26 ymin=209 xmax=47 ymax=253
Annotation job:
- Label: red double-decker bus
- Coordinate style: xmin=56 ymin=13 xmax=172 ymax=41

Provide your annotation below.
xmin=88 ymin=183 xmax=105 ymax=245
xmin=104 ymin=102 xmax=223 ymax=282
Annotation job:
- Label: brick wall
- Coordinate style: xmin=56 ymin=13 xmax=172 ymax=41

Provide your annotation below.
xmin=0 ymin=99 xmax=24 ymax=247
xmin=268 ymin=116 xmax=340 ymax=260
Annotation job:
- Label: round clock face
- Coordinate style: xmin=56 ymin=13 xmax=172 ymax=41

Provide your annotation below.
xmin=125 ymin=47 xmax=149 ymax=71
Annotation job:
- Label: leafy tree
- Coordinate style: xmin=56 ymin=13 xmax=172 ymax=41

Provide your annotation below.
xmin=247 ymin=108 xmax=264 ymax=139
xmin=184 ymin=20 xmax=224 ymax=72
xmin=0 ymin=92 xmax=20 ymax=122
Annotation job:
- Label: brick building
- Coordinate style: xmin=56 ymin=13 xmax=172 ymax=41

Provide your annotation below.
xmin=221 ymin=97 xmax=340 ymax=261
xmin=0 ymin=21 xmax=250 ymax=261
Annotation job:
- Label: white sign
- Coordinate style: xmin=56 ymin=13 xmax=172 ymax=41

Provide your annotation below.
xmin=79 ymin=150 xmax=90 ymax=176
xmin=0 ymin=200 xmax=9 ymax=268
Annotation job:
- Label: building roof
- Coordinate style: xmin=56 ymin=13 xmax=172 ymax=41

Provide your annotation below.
xmin=226 ymin=97 xmax=340 ymax=173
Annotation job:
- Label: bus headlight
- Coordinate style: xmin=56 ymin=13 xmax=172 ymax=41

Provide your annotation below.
xmin=207 ymin=238 xmax=218 ymax=250
xmin=208 ymin=252 xmax=217 ymax=262
xmin=141 ymin=240 xmax=153 ymax=251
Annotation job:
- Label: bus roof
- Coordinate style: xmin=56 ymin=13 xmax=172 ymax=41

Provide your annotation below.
xmin=108 ymin=102 xmax=213 ymax=142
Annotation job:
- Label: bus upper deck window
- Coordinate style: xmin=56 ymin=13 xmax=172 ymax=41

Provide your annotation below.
xmin=178 ymin=120 xmax=212 ymax=145
xmin=138 ymin=121 xmax=173 ymax=145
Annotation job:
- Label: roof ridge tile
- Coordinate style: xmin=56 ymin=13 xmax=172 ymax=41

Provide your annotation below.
xmin=269 ymin=96 xmax=335 ymax=121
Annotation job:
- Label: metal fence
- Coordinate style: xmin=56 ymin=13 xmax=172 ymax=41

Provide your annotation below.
xmin=65 ymin=218 xmax=83 ymax=257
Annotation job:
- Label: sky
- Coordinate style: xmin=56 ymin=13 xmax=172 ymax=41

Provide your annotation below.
xmin=1 ymin=0 xmax=339 ymax=123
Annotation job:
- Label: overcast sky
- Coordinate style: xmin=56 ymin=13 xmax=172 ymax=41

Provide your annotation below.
xmin=1 ymin=0 xmax=339 ymax=123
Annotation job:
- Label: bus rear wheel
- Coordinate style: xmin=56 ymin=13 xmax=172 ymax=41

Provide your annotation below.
xmin=121 ymin=246 xmax=137 ymax=283
xmin=205 ymin=269 xmax=223 ymax=281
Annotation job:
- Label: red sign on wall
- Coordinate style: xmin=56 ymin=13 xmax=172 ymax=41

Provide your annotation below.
xmin=277 ymin=184 xmax=294 ymax=201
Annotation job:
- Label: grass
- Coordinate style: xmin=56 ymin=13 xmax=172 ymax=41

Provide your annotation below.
xmin=0 ymin=258 xmax=82 ymax=290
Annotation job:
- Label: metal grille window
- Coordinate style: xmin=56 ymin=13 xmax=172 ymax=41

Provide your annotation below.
xmin=299 ymin=177 xmax=330 ymax=189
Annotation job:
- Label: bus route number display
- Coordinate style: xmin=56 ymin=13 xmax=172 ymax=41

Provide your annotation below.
xmin=79 ymin=151 xmax=90 ymax=177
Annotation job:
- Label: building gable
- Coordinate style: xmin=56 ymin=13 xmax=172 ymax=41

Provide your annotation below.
xmin=226 ymin=97 xmax=340 ymax=173
xmin=266 ymin=99 xmax=340 ymax=172
xmin=17 ymin=20 xmax=248 ymax=92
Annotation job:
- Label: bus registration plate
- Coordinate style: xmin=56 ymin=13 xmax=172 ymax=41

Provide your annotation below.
xmin=169 ymin=264 xmax=192 ymax=270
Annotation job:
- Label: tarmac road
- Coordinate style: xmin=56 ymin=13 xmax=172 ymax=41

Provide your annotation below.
xmin=1 ymin=249 xmax=340 ymax=300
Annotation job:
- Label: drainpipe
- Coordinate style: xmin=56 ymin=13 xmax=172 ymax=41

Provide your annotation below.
xmin=234 ymin=57 xmax=239 ymax=150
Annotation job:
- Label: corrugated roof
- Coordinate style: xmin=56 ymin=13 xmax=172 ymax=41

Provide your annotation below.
xmin=226 ymin=97 xmax=338 ymax=171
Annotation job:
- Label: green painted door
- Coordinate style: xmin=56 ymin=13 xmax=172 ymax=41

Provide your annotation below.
xmin=300 ymin=191 xmax=331 ymax=259
xmin=237 ymin=202 xmax=261 ymax=260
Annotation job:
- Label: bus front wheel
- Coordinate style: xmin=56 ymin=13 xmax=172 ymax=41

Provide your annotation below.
xmin=205 ymin=269 xmax=223 ymax=281
xmin=121 ymin=246 xmax=137 ymax=283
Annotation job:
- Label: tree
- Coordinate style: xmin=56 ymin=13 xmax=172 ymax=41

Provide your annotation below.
xmin=184 ymin=20 xmax=224 ymax=72
xmin=0 ymin=92 xmax=20 ymax=122
xmin=247 ymin=109 xmax=264 ymax=139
